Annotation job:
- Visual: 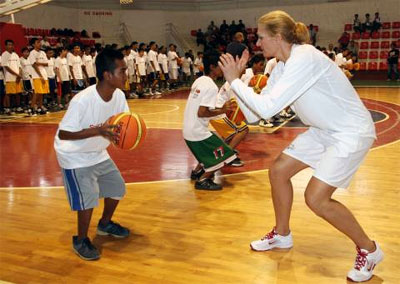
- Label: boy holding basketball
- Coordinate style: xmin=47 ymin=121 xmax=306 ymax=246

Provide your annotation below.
xmin=54 ymin=49 xmax=130 ymax=261
xmin=183 ymin=49 xmax=237 ymax=190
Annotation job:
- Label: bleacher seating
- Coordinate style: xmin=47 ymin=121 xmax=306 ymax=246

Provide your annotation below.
xmin=343 ymin=20 xmax=400 ymax=71
xmin=22 ymin=26 xmax=96 ymax=47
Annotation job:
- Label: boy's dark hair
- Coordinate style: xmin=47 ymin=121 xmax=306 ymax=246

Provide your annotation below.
xmin=249 ymin=54 xmax=265 ymax=66
xmin=130 ymin=41 xmax=138 ymax=46
xmin=197 ymin=51 xmax=203 ymax=56
xmin=95 ymin=48 xmax=124 ymax=81
xmin=72 ymin=42 xmax=81 ymax=49
xmin=226 ymin=41 xmax=247 ymax=58
xmin=45 ymin=47 xmax=54 ymax=52
xmin=203 ymin=49 xmax=220 ymax=75
xmin=30 ymin=37 xmax=39 ymax=46
xmin=5 ymin=39 xmax=14 ymax=45
xmin=21 ymin=47 xmax=29 ymax=53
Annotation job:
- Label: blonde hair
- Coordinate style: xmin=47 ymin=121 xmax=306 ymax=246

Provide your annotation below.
xmin=258 ymin=10 xmax=310 ymax=44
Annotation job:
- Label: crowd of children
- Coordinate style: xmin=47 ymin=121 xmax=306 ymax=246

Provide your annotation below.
xmin=0 ymin=39 xmax=205 ymax=116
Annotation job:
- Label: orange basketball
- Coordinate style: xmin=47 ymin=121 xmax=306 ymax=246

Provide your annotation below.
xmin=226 ymin=99 xmax=245 ymax=126
xmin=107 ymin=112 xmax=147 ymax=150
xmin=249 ymin=74 xmax=268 ymax=94
xmin=199 ymin=65 xmax=204 ymax=72
xmin=347 ymin=63 xmax=354 ymax=71
xmin=353 ymin=62 xmax=360 ymax=71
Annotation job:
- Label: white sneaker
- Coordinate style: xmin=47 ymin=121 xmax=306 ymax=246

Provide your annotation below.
xmin=347 ymin=241 xmax=383 ymax=282
xmin=154 ymin=91 xmax=162 ymax=95
xmin=250 ymin=227 xmax=293 ymax=251
xmin=259 ymin=120 xmax=274 ymax=128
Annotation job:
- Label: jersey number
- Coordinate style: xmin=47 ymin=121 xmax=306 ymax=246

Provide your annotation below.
xmin=213 ymin=146 xmax=225 ymax=159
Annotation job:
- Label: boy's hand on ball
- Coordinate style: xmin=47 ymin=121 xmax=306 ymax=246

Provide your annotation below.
xmin=223 ymin=99 xmax=237 ymax=112
xmin=98 ymin=123 xmax=119 ymax=142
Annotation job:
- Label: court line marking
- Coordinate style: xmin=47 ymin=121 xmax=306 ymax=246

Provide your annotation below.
xmin=0 ymin=139 xmax=398 ymax=191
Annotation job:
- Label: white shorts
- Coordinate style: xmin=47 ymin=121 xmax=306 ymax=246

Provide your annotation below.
xmin=283 ymin=127 xmax=374 ymax=188
xmin=169 ymin=68 xmax=178 ymax=80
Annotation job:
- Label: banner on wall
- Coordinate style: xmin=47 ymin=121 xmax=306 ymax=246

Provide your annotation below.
xmin=83 ymin=11 xmax=113 ymax=16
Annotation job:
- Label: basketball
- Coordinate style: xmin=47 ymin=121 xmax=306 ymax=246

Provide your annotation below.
xmin=226 ymin=99 xmax=246 ymax=125
xmin=353 ymin=62 xmax=360 ymax=71
xmin=249 ymin=74 xmax=268 ymax=94
xmin=199 ymin=65 xmax=204 ymax=72
xmin=107 ymin=112 xmax=147 ymax=150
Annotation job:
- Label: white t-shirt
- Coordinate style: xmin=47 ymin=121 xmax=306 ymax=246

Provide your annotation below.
xmin=335 ymin=53 xmax=346 ymax=67
xmin=183 ymin=76 xmax=219 ymax=141
xmin=68 ymin=54 xmax=83 ymax=80
xmin=193 ymin=57 xmax=203 ymax=73
xmin=240 ymin=68 xmax=254 ymax=86
xmin=147 ymin=50 xmax=160 ymax=72
xmin=54 ymin=85 xmax=129 ymax=169
xmin=28 ymin=49 xmax=48 ymax=79
xmin=136 ymin=56 xmax=146 ymax=76
xmin=127 ymin=52 xmax=136 ymax=76
xmin=230 ymin=44 xmax=376 ymax=147
xmin=20 ymin=57 xmax=32 ymax=80
xmin=168 ymin=51 xmax=178 ymax=69
xmin=158 ymin=53 xmax=168 ymax=73
xmin=182 ymin=57 xmax=192 ymax=74
xmin=82 ymin=54 xmax=96 ymax=78
xmin=46 ymin=57 xmax=55 ymax=79
xmin=1 ymin=51 xmax=21 ymax=82
xmin=55 ymin=57 xmax=70 ymax=82
xmin=264 ymin=58 xmax=277 ymax=76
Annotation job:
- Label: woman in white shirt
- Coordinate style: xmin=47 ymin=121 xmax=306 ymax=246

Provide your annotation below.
xmin=218 ymin=10 xmax=382 ymax=282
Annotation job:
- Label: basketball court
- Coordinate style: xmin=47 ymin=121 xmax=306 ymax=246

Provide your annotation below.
xmin=0 ymin=86 xmax=399 ymax=283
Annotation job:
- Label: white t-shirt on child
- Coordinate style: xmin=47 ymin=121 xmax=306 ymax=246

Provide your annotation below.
xmin=82 ymin=54 xmax=96 ymax=78
xmin=55 ymin=57 xmax=70 ymax=82
xmin=54 ymin=85 xmax=129 ymax=169
xmin=28 ymin=49 xmax=48 ymax=79
xmin=68 ymin=54 xmax=84 ymax=80
xmin=183 ymin=76 xmax=218 ymax=141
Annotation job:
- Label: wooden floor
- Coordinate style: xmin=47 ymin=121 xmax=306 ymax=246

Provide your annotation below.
xmin=0 ymin=87 xmax=399 ymax=284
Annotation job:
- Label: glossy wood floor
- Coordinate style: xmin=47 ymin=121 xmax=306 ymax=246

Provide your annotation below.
xmin=0 ymin=87 xmax=399 ymax=284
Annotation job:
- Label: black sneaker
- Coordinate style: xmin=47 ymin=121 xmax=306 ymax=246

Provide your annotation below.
xmin=190 ymin=168 xmax=205 ymax=180
xmin=72 ymin=236 xmax=100 ymax=261
xmin=195 ymin=178 xmax=222 ymax=191
xmin=97 ymin=220 xmax=130 ymax=238
xmin=229 ymin=157 xmax=244 ymax=167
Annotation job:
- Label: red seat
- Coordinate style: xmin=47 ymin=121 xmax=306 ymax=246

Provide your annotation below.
xmin=359 ymin=62 xmax=367 ymax=70
xmin=361 ymin=32 xmax=370 ymax=39
xmin=190 ymin=30 xmax=196 ymax=36
xmin=381 ymin=41 xmax=390 ymax=49
xmin=369 ymin=51 xmax=378 ymax=59
xmin=370 ymin=41 xmax=379 ymax=49
xmin=379 ymin=62 xmax=388 ymax=70
xmin=393 ymin=22 xmax=400 ymax=29
xmin=382 ymin=31 xmax=390 ymax=39
xmin=392 ymin=31 xmax=400 ymax=39
xmin=380 ymin=51 xmax=388 ymax=59
xmin=382 ymin=22 xmax=391 ymax=29
xmin=368 ymin=62 xmax=378 ymax=70
xmin=371 ymin=32 xmax=380 ymax=39
xmin=358 ymin=51 xmax=368 ymax=59
xmin=246 ymin=28 xmax=253 ymax=33
xmin=360 ymin=42 xmax=369 ymax=49
xmin=344 ymin=24 xmax=352 ymax=31
xmin=351 ymin=32 xmax=360 ymax=40
xmin=314 ymin=25 xmax=319 ymax=32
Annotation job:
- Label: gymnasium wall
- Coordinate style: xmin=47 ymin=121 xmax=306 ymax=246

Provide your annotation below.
xmin=0 ymin=0 xmax=399 ymax=49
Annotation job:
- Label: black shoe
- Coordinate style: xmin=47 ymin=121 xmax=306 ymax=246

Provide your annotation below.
xmin=190 ymin=168 xmax=205 ymax=180
xmin=72 ymin=236 xmax=100 ymax=261
xmin=97 ymin=220 xmax=130 ymax=238
xmin=228 ymin=157 xmax=244 ymax=167
xmin=195 ymin=179 xmax=222 ymax=191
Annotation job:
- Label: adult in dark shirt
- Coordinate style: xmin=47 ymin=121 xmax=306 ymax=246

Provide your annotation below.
xmin=196 ymin=29 xmax=205 ymax=47
xmin=220 ymin=20 xmax=229 ymax=33
xmin=229 ymin=20 xmax=238 ymax=36
xmin=353 ymin=14 xmax=362 ymax=33
xmin=363 ymin=13 xmax=372 ymax=34
xmin=372 ymin=12 xmax=381 ymax=33
xmin=237 ymin=19 xmax=245 ymax=32
xmin=387 ymin=43 xmax=399 ymax=81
